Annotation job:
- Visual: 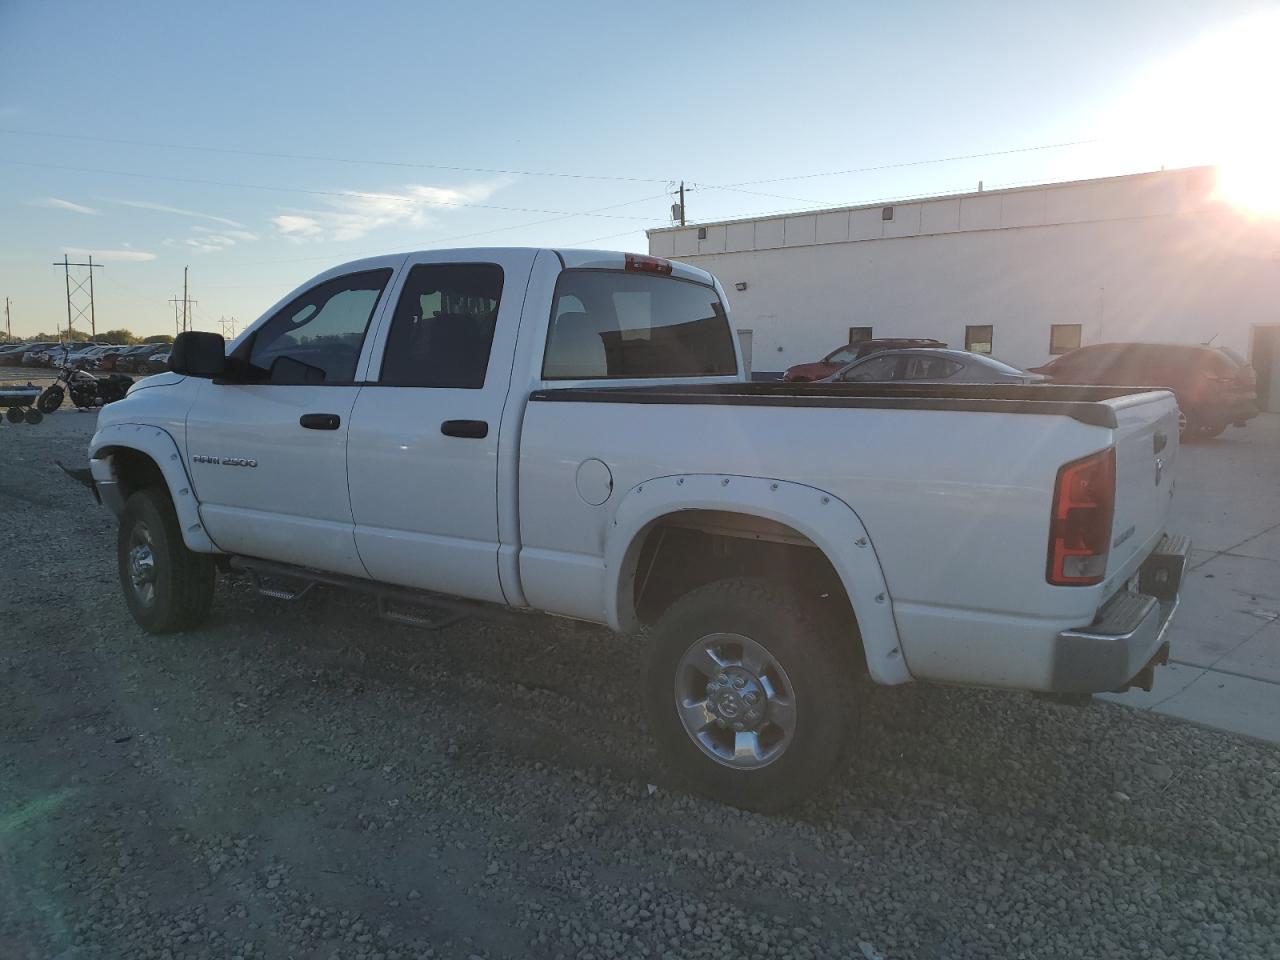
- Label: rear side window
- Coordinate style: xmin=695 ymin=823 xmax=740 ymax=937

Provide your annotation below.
xmin=379 ymin=263 xmax=504 ymax=388
xmin=543 ymin=270 xmax=736 ymax=380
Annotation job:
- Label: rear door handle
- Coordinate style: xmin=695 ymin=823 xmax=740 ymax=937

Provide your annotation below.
xmin=440 ymin=419 xmax=489 ymax=439
xmin=299 ymin=413 xmax=341 ymax=430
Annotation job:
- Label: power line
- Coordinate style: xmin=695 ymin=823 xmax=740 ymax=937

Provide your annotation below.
xmin=0 ymin=159 xmax=659 ymax=221
xmin=0 ymin=128 xmax=673 ymax=183
xmin=705 ymin=138 xmax=1102 ymax=189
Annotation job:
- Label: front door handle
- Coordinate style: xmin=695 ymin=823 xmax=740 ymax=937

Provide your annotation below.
xmin=441 ymin=419 xmax=489 ymax=439
xmin=299 ymin=413 xmax=341 ymax=430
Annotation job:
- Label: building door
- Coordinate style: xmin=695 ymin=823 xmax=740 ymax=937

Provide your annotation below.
xmin=1252 ymin=325 xmax=1280 ymax=413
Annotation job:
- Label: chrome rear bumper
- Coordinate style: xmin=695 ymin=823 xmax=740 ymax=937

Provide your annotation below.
xmin=1048 ymin=534 xmax=1189 ymax=694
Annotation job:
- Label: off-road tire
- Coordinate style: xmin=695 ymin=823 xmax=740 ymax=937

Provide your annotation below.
xmin=644 ymin=577 xmax=856 ymax=812
xmin=118 ymin=487 xmax=215 ymax=633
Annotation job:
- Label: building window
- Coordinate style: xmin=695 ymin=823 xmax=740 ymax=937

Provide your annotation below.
xmin=697 ymin=227 xmax=707 ymax=240
xmin=848 ymin=326 xmax=873 ymax=345
xmin=965 ymin=324 xmax=994 ymax=355
xmin=881 ymin=206 xmax=894 ymax=221
xmin=1049 ymin=323 xmax=1082 ymax=355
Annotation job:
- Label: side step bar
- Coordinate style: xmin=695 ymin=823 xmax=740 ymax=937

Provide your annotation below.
xmin=228 ymin=556 xmax=534 ymax=631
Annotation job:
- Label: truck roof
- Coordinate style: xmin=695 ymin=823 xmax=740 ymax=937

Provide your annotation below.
xmin=325 ymin=248 xmax=718 ymax=289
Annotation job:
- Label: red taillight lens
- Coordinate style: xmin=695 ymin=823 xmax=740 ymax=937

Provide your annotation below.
xmin=1047 ymin=447 xmax=1116 ymax=586
xmin=624 ymin=253 xmax=673 ymax=275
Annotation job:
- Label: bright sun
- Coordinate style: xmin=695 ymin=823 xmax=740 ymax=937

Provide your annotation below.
xmin=1114 ymin=12 xmax=1280 ymax=218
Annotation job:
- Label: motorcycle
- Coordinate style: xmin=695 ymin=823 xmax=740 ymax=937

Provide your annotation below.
xmin=37 ymin=349 xmax=133 ymax=413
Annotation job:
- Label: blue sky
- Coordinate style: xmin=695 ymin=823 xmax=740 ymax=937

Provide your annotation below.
xmin=0 ymin=0 xmax=1269 ymax=338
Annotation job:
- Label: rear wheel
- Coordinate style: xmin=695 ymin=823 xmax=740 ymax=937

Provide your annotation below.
xmin=118 ymin=488 xmax=216 ymax=633
xmin=1183 ymin=420 xmax=1225 ymax=442
xmin=644 ymin=578 xmax=856 ymax=812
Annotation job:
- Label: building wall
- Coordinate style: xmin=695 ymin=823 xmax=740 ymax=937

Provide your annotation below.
xmin=649 ymin=169 xmax=1280 ymax=375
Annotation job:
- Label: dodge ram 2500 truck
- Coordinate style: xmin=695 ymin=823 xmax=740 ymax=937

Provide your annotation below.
xmin=85 ymin=248 xmax=1187 ymax=810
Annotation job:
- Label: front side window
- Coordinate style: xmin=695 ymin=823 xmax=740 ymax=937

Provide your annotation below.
xmin=543 ymin=270 xmax=736 ymax=380
xmin=379 ymin=263 xmax=504 ymax=388
xmin=1049 ymin=323 xmax=1082 ymax=355
xmin=965 ymin=324 xmax=994 ymax=355
xmin=246 ymin=269 xmax=391 ymax=384
xmin=838 ymin=354 xmax=901 ymax=382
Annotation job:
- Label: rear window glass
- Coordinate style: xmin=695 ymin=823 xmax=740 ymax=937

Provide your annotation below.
xmin=543 ymin=270 xmax=737 ymax=380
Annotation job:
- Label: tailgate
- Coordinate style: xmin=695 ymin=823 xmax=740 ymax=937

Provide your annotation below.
xmin=1105 ymin=390 xmax=1180 ymax=589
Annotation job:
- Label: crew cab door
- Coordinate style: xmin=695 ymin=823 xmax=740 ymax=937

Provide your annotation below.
xmin=184 ymin=260 xmax=401 ymax=577
xmin=345 ymin=250 xmax=536 ymax=604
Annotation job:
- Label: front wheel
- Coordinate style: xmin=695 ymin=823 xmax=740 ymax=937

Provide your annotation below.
xmin=36 ymin=387 xmax=63 ymax=414
xmin=644 ymin=578 xmax=856 ymax=812
xmin=118 ymin=488 xmax=216 ymax=633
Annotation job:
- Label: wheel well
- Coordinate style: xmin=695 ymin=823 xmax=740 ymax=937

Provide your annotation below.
xmin=103 ymin=447 xmax=166 ymax=502
xmin=629 ymin=510 xmax=862 ymax=661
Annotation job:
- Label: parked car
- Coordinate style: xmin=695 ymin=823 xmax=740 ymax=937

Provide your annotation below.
xmin=21 ymin=341 xmax=64 ymax=365
xmin=79 ymin=247 xmax=1187 ymax=811
xmin=99 ymin=345 xmax=153 ymax=372
xmin=825 ymin=348 xmax=1045 ymax=384
xmin=142 ymin=351 xmax=171 ymax=373
xmin=782 ymin=338 xmax=948 ymax=382
xmin=1030 ymin=342 xmax=1259 ymax=440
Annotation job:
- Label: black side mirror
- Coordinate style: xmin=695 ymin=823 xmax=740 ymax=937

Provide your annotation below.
xmin=170 ymin=331 xmax=226 ymax=379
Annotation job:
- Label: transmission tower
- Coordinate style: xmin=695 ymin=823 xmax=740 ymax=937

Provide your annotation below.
xmin=218 ymin=315 xmax=239 ymax=339
xmin=53 ymin=254 xmax=104 ymax=340
xmin=170 ymin=267 xmax=197 ymax=335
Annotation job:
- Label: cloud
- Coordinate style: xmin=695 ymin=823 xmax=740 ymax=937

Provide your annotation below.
xmin=61 ymin=247 xmax=156 ymax=263
xmin=34 ymin=197 xmax=101 ymax=215
xmin=270 ymin=180 xmax=507 ymax=243
xmin=103 ymin=198 xmax=245 ymax=227
xmin=192 ymin=225 xmax=258 ymax=242
xmin=181 ymin=225 xmax=259 ymax=254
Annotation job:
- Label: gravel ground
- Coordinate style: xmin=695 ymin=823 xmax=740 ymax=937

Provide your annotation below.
xmin=1 ymin=412 xmax=1278 ymax=960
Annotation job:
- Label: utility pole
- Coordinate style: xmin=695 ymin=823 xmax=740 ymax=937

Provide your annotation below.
xmin=53 ymin=254 xmax=104 ymax=342
xmin=4 ymin=297 xmax=10 ymax=342
xmin=679 ymin=181 xmax=686 ymax=227
xmin=170 ymin=268 xmax=197 ymax=335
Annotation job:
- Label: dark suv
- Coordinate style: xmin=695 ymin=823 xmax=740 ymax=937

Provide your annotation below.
xmin=1031 ymin=342 xmax=1259 ymax=440
xmin=782 ymin=338 xmax=947 ymax=382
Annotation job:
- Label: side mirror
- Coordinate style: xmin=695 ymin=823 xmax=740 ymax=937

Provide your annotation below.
xmin=170 ymin=331 xmax=226 ymax=379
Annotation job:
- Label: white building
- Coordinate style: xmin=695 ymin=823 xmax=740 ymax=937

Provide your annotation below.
xmin=648 ymin=166 xmax=1280 ymax=411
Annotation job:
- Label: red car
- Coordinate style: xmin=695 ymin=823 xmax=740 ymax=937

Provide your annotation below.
xmin=1030 ymin=342 xmax=1259 ymax=440
xmin=782 ymin=338 xmax=947 ymax=382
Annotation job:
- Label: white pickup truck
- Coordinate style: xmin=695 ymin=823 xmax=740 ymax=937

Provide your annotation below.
xmin=84 ymin=248 xmax=1188 ymax=810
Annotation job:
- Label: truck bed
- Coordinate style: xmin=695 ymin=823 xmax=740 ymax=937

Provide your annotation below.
xmin=529 ymin=382 xmax=1166 ymax=429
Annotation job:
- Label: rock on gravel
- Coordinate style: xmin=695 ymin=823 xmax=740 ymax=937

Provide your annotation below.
xmin=2 ymin=413 xmax=1279 ymax=959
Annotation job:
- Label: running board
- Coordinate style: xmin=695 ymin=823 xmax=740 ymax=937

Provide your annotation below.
xmin=228 ymin=556 xmax=533 ymax=630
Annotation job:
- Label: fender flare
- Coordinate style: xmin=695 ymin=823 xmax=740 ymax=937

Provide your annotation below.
xmin=603 ymin=474 xmax=911 ymax=685
xmin=89 ymin=422 xmax=221 ymax=554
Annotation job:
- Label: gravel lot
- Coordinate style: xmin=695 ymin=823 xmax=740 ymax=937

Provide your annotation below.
xmin=2 ymin=411 xmax=1278 ymax=960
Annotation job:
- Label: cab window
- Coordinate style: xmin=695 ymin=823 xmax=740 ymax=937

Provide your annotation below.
xmin=379 ymin=263 xmax=504 ymax=388
xmin=245 ymin=269 xmax=391 ymax=384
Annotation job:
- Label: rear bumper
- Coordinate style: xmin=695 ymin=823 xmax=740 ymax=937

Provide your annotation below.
xmin=1047 ymin=534 xmax=1189 ymax=694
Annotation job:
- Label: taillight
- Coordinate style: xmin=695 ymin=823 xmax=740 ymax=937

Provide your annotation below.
xmin=624 ymin=253 xmax=673 ymax=275
xmin=1046 ymin=447 xmax=1116 ymax=586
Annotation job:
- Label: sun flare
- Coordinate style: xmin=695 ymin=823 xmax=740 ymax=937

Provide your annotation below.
xmin=1115 ymin=12 xmax=1280 ymax=218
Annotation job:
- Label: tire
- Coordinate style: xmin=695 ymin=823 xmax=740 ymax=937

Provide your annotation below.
xmin=36 ymin=387 xmax=63 ymax=414
xmin=23 ymin=408 xmax=42 ymax=425
xmin=5 ymin=406 xmax=22 ymax=424
xmin=117 ymin=487 xmax=216 ymax=633
xmin=1183 ymin=420 xmax=1226 ymax=442
xmin=644 ymin=578 xmax=856 ymax=812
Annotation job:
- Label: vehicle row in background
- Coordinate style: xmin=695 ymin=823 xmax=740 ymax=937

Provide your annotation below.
xmin=0 ymin=341 xmax=172 ymax=374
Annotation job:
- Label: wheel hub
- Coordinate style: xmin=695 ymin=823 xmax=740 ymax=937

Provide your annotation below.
xmin=129 ymin=543 xmax=155 ymax=587
xmin=706 ymin=668 xmax=767 ymax=730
